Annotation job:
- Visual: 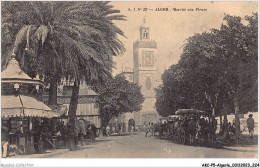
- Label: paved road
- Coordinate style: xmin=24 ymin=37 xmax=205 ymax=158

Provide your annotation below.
xmin=53 ymin=133 xmax=258 ymax=158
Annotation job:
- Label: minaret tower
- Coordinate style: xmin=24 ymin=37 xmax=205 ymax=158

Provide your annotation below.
xmin=133 ymin=17 xmax=158 ymax=124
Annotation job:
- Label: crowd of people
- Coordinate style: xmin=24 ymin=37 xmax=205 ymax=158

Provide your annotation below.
xmin=218 ymin=114 xmax=255 ymax=143
xmin=143 ymin=123 xmax=155 ymax=137
xmin=25 ymin=118 xmax=98 ymax=154
xmin=56 ymin=119 xmax=98 ymax=150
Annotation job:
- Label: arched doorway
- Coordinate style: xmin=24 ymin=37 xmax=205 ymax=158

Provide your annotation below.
xmin=145 ymin=77 xmax=152 ymax=90
xmin=128 ymin=119 xmax=135 ymax=132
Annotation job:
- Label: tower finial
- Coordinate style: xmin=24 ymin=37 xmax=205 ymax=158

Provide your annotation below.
xmin=144 ymin=4 xmax=147 ymax=24
xmin=11 ymin=49 xmax=16 ymax=58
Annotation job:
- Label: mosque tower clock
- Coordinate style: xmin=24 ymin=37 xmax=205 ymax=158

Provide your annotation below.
xmin=133 ymin=18 xmax=159 ymax=124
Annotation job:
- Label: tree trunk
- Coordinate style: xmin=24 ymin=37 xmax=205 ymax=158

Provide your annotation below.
xmin=210 ymin=107 xmax=216 ymax=122
xmin=48 ymin=74 xmax=58 ymax=105
xmin=67 ymin=80 xmax=80 ymax=151
xmin=219 ymin=113 xmax=223 ymax=129
xmin=99 ymin=114 xmax=104 ymax=138
xmin=233 ymin=93 xmax=240 ymax=143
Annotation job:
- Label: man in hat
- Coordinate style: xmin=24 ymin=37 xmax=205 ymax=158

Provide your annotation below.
xmin=90 ymin=124 xmax=97 ymax=143
xmin=247 ymin=114 xmax=255 ymax=140
xmin=106 ymin=125 xmax=110 ymax=136
xmin=1 ymin=125 xmax=9 ymax=158
xmin=77 ymin=119 xmax=86 ymax=146
xmin=211 ymin=116 xmax=218 ymax=141
xmin=144 ymin=124 xmax=149 ymax=137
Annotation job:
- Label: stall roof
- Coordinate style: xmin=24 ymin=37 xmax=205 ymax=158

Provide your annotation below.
xmin=20 ymin=95 xmax=51 ymax=111
xmin=1 ymin=95 xmax=23 ymax=109
xmin=1 ymin=95 xmax=60 ymax=118
xmin=175 ymin=109 xmax=206 ymax=115
xmin=1 ymin=56 xmax=44 ymax=86
xmin=1 ymin=58 xmax=32 ymax=80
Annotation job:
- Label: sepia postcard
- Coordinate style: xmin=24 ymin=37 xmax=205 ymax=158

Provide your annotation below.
xmin=1 ymin=1 xmax=259 ymax=168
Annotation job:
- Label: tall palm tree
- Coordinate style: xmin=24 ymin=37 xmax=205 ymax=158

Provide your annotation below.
xmin=2 ymin=1 xmax=126 ymax=150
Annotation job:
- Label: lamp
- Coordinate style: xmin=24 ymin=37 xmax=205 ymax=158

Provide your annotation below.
xmin=34 ymin=73 xmax=40 ymax=92
xmin=36 ymin=85 xmax=39 ymax=91
xmin=14 ymin=83 xmax=20 ymax=91
xmin=35 ymin=73 xmax=40 ymax=80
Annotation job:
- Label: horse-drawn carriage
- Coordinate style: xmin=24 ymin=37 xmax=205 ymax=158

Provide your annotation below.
xmin=154 ymin=117 xmax=168 ymax=138
xmin=159 ymin=109 xmax=217 ymax=146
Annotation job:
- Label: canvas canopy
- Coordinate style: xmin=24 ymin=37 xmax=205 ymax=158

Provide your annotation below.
xmin=175 ymin=109 xmax=206 ymax=115
xmin=1 ymin=95 xmax=59 ymax=118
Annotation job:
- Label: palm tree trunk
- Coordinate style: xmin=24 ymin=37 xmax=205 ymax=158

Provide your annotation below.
xmin=48 ymin=74 xmax=58 ymax=105
xmin=67 ymin=79 xmax=80 ymax=151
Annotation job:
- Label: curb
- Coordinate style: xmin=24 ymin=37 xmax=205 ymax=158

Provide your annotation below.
xmin=10 ymin=149 xmax=69 ymax=158
xmin=223 ymin=146 xmax=258 ymax=153
xmin=41 ymin=149 xmax=69 ymax=158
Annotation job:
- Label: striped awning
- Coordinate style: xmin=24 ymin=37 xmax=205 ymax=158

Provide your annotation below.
xmin=1 ymin=95 xmax=60 ymax=118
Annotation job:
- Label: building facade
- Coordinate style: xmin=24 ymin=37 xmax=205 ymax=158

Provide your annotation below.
xmin=43 ymin=80 xmax=101 ymax=128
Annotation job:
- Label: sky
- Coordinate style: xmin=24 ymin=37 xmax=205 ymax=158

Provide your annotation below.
xmin=110 ymin=1 xmax=258 ymax=76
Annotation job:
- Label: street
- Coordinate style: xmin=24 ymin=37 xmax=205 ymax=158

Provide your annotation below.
xmin=1 ymin=3 xmax=258 ymax=168
xmin=52 ymin=133 xmax=257 ymax=158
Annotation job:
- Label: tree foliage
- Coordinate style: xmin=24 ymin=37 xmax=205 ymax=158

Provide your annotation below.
xmin=96 ymin=75 xmax=144 ymax=126
xmin=156 ymin=13 xmax=258 ymax=123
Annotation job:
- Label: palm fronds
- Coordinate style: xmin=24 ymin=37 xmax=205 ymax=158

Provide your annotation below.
xmin=2 ymin=1 xmax=126 ymax=85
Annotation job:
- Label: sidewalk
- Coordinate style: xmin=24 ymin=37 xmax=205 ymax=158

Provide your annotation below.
xmin=223 ymin=134 xmax=258 ymax=153
xmin=9 ymin=148 xmax=69 ymax=158
xmin=223 ymin=144 xmax=258 ymax=153
xmin=9 ymin=138 xmax=104 ymax=158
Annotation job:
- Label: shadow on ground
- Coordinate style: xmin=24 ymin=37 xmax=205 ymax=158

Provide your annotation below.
xmin=154 ymin=133 xmax=258 ymax=151
xmin=93 ymin=139 xmax=112 ymax=143
xmin=110 ymin=132 xmax=138 ymax=136
xmin=75 ymin=146 xmax=94 ymax=151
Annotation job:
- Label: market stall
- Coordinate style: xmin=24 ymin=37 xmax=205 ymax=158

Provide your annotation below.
xmin=1 ymin=54 xmax=60 ymax=155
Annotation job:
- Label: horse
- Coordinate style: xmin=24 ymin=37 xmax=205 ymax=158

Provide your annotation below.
xmin=173 ymin=120 xmax=183 ymax=143
xmin=167 ymin=121 xmax=175 ymax=141
xmin=186 ymin=118 xmax=197 ymax=145
xmin=195 ymin=118 xmax=209 ymax=145
xmin=153 ymin=123 xmax=160 ymax=136
xmin=207 ymin=119 xmax=217 ymax=142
